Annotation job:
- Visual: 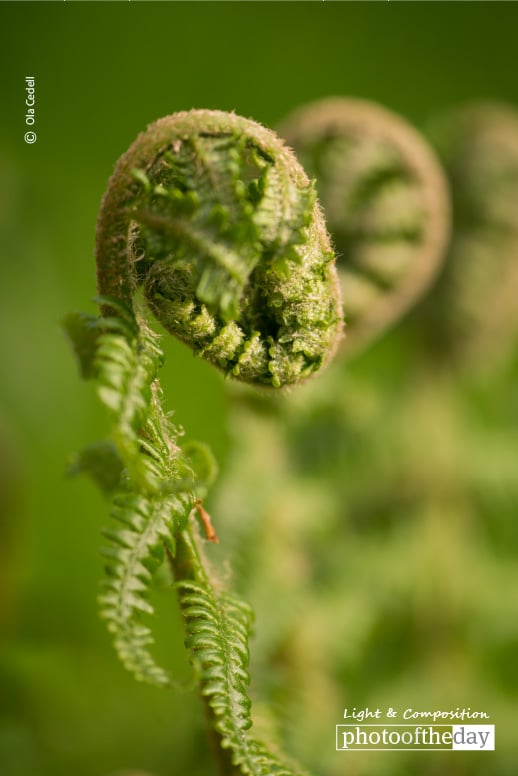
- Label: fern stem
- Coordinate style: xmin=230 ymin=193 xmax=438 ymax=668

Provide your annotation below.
xmin=168 ymin=533 xmax=242 ymax=776
xmin=172 ymin=523 xmax=310 ymax=776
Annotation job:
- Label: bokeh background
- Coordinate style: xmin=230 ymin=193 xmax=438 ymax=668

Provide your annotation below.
xmin=1 ymin=3 xmax=518 ymax=775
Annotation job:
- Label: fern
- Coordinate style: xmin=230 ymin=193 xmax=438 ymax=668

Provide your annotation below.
xmin=279 ymin=98 xmax=449 ymax=355
xmin=66 ymin=109 xmax=342 ymax=775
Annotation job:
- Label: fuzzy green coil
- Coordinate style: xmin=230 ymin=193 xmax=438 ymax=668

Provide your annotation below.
xmin=96 ymin=110 xmax=342 ymax=388
xmin=280 ymin=98 xmax=450 ymax=355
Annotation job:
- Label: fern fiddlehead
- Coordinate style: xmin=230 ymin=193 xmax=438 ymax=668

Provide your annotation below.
xmin=423 ymin=102 xmax=518 ymax=366
xmin=279 ymin=98 xmax=450 ymax=356
xmin=96 ymin=109 xmax=342 ymax=387
xmin=66 ymin=109 xmax=342 ymax=775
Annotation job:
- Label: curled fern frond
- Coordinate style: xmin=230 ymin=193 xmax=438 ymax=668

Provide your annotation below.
xmin=69 ymin=109 xmax=333 ymax=774
xmin=96 ymin=110 xmax=343 ymax=387
xmin=279 ymin=98 xmax=450 ymax=356
xmin=425 ymin=102 xmax=518 ymax=365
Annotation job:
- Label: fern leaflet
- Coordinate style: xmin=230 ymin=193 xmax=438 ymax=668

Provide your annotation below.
xmin=100 ymin=490 xmax=190 ymax=686
xmin=176 ymin=531 xmax=310 ymax=776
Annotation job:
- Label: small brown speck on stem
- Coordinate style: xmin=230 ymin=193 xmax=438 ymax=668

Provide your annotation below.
xmin=194 ymin=499 xmax=219 ymax=544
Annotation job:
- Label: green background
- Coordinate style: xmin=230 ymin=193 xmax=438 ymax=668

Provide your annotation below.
xmin=1 ymin=3 xmax=517 ymax=775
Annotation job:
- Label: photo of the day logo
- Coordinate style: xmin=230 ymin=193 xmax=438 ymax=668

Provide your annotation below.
xmin=336 ymin=724 xmax=495 ymax=751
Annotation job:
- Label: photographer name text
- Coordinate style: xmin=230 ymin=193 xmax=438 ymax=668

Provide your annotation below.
xmin=24 ymin=76 xmax=37 ymax=144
